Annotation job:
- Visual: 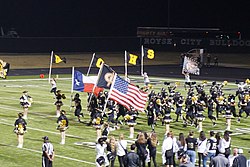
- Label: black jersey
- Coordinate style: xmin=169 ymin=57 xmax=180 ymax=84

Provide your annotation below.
xmin=186 ymin=137 xmax=197 ymax=151
xmin=207 ymin=138 xmax=217 ymax=151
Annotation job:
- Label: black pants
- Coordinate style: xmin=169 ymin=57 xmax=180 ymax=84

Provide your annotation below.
xmin=148 ymin=155 xmax=157 ymax=167
xmin=118 ymin=156 xmax=125 ymax=167
xmin=42 ymin=156 xmax=52 ymax=167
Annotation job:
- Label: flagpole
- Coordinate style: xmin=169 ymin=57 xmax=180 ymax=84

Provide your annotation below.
xmin=102 ymin=73 xmax=117 ymax=113
xmin=125 ymin=50 xmax=127 ymax=79
xmin=87 ymin=62 xmax=104 ymax=107
xmin=70 ymin=66 xmax=75 ymax=112
xmin=141 ymin=45 xmax=144 ymax=76
xmin=48 ymin=51 xmax=53 ymax=83
xmin=87 ymin=53 xmax=95 ymax=76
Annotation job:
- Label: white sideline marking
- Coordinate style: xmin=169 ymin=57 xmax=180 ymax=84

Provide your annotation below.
xmin=0 ymin=78 xmax=70 ymax=82
xmin=0 ymin=120 xmax=85 ymax=139
xmin=0 ymin=143 xmax=95 ymax=165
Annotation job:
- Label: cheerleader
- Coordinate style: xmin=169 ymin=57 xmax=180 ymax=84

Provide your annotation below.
xmin=93 ymin=106 xmax=104 ymax=140
xmin=56 ymin=110 xmax=69 ymax=144
xmin=124 ymin=106 xmax=138 ymax=139
xmin=72 ymin=93 xmax=83 ymax=122
xmin=101 ymin=123 xmax=110 ymax=141
xmin=19 ymin=90 xmax=33 ymax=119
xmin=54 ymin=90 xmax=66 ymax=117
xmin=14 ymin=112 xmax=27 ymax=148
xmin=224 ymin=102 xmax=233 ymax=131
xmin=50 ymin=78 xmax=57 ymax=97
xmin=195 ymin=101 xmax=206 ymax=132
xmin=162 ymin=99 xmax=173 ymax=134
xmin=215 ymin=94 xmax=226 ymax=119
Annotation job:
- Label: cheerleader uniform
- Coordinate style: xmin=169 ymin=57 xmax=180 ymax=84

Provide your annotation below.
xmin=20 ymin=91 xmax=32 ymax=119
xmin=20 ymin=91 xmax=32 ymax=109
xmin=125 ymin=110 xmax=137 ymax=126
xmin=14 ymin=116 xmax=27 ymax=135
xmin=54 ymin=91 xmax=66 ymax=107
xmin=14 ymin=113 xmax=27 ymax=148
xmin=196 ymin=103 xmax=205 ymax=121
xmin=57 ymin=111 xmax=69 ymax=145
xmin=224 ymin=105 xmax=232 ymax=119
xmin=57 ymin=113 xmax=69 ymax=131
xmin=93 ymin=108 xmax=104 ymax=129
xmin=162 ymin=103 xmax=173 ymax=124
xmin=50 ymin=78 xmax=57 ymax=96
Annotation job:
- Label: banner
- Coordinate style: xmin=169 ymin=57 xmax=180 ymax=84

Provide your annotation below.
xmin=0 ymin=59 xmax=10 ymax=79
xmin=182 ymin=56 xmax=200 ymax=75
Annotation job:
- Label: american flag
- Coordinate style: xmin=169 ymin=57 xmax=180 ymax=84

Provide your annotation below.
xmin=109 ymin=74 xmax=148 ymax=111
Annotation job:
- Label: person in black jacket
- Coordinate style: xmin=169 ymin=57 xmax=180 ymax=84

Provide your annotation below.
xmin=147 ymin=132 xmax=158 ymax=167
xmin=126 ymin=144 xmax=140 ymax=167
xmin=72 ymin=93 xmax=83 ymax=122
xmin=135 ymin=132 xmax=148 ymax=167
xmin=232 ymin=149 xmax=247 ymax=167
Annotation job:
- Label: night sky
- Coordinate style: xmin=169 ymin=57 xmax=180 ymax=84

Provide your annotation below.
xmin=1 ymin=1 xmax=250 ymax=38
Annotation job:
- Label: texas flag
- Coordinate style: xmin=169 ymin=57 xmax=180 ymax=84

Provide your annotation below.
xmin=73 ymin=70 xmax=103 ymax=96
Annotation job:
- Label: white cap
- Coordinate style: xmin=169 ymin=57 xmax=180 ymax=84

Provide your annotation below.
xmin=238 ymin=149 xmax=243 ymax=154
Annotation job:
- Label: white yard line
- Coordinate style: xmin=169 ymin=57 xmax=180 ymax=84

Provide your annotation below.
xmin=0 ymin=143 xmax=95 ymax=165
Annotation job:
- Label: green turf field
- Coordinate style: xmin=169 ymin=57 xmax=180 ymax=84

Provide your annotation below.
xmin=0 ymin=75 xmax=250 ymax=167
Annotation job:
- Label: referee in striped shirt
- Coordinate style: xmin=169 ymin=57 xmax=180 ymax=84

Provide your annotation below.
xmin=42 ymin=136 xmax=55 ymax=167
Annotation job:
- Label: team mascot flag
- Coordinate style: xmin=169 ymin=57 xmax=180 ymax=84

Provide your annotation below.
xmin=0 ymin=59 xmax=10 ymax=79
xmin=182 ymin=56 xmax=200 ymax=75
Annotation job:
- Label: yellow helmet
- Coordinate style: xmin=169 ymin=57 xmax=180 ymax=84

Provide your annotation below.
xmin=96 ymin=117 xmax=101 ymax=125
xmin=156 ymin=99 xmax=161 ymax=105
xmin=246 ymin=79 xmax=250 ymax=84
